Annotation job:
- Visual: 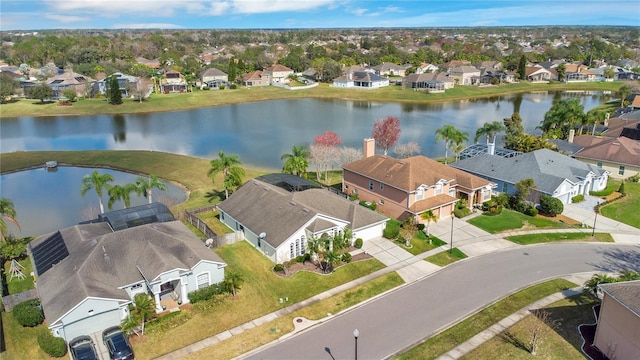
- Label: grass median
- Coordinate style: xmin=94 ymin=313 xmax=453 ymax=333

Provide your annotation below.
xmin=506 ymin=232 xmax=614 ymax=245
xmin=394 ymin=278 xmax=577 ymax=360
xmin=467 ymin=209 xmax=572 ymax=234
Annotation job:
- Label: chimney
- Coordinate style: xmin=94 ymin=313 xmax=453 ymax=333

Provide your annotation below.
xmin=487 ymin=142 xmax=496 ymax=156
xmin=363 ymin=138 xmax=375 ymax=158
xmin=568 ymin=129 xmax=575 ymax=143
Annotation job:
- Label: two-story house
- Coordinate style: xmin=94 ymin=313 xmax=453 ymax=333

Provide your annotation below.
xmin=342 ymin=139 xmax=495 ymax=221
xmin=449 ymin=66 xmax=481 ymax=85
xmin=263 ymin=64 xmax=294 ymax=84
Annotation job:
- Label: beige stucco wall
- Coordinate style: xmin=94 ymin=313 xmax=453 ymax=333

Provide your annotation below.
xmin=594 ymin=293 xmax=640 ymax=359
xmin=575 ymin=157 xmax=640 ymax=180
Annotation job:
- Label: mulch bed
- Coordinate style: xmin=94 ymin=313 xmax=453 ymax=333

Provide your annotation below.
xmin=578 ymin=305 xmax=608 ymax=360
xmin=274 ymin=251 xmax=372 ymax=277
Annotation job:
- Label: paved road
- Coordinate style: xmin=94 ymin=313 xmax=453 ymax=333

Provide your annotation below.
xmin=244 ymin=243 xmax=640 ymax=360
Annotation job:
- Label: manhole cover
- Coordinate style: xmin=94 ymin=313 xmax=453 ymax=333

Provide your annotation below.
xmin=296 ymin=318 xmax=303 ymax=323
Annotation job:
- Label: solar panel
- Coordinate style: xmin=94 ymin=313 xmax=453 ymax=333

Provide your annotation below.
xmin=31 ymin=231 xmax=69 ymax=276
xmin=98 ymin=202 xmax=175 ymax=231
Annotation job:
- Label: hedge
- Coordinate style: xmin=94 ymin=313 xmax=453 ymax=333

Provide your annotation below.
xmin=37 ymin=331 xmax=67 ymax=357
xmin=187 ymin=282 xmax=225 ymax=303
xmin=13 ymin=299 xmax=43 ymax=327
xmin=354 ymin=238 xmax=363 ymax=249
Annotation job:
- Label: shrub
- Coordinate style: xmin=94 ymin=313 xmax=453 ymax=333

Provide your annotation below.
xmin=354 ymin=238 xmax=363 ymax=249
xmin=571 ymin=194 xmax=585 ymax=203
xmin=539 ymin=195 xmax=564 ymax=216
xmin=416 ymin=224 xmax=425 ymax=231
xmin=273 ymin=264 xmax=284 ymax=272
xmin=219 ymin=85 xmax=225 ymax=90
xmin=295 ymin=255 xmax=304 ymax=263
xmin=13 ymin=299 xmax=43 ymax=327
xmin=349 ymin=193 xmax=359 ymax=201
xmin=359 ymin=200 xmax=376 ymax=211
xmin=524 ymin=205 xmax=538 ymax=217
xmin=187 ymin=282 xmax=225 ymax=303
xmin=341 ymin=253 xmax=352 ymax=263
xmin=229 ymin=84 xmax=237 ymax=89
xmin=62 ymin=88 xmax=77 ymax=102
xmin=618 ymin=181 xmax=625 ymax=194
xmin=146 ymin=310 xmax=192 ymax=335
xmin=628 ymin=174 xmax=640 ymax=183
xmin=37 ymin=331 xmax=67 ymax=357
xmin=383 ymin=223 xmax=400 ymax=239
xmin=202 ymin=86 xmax=209 ymax=90
xmin=453 ymin=207 xmax=471 ymax=218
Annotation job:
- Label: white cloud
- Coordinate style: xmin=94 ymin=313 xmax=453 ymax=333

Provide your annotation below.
xmin=112 ymin=23 xmax=185 ymax=29
xmin=351 ymin=8 xmax=367 ymax=16
xmin=229 ymin=0 xmax=336 ymax=14
xmin=44 ymin=14 xmax=89 ymax=23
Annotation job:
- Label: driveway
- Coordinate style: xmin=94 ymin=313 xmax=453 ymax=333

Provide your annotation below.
xmin=243 ymin=243 xmax=640 ymax=360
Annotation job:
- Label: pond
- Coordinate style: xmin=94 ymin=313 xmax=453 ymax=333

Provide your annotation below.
xmin=0 ymin=166 xmax=187 ymax=237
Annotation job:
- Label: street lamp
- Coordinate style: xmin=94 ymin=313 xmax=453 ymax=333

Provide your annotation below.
xmin=353 ymin=328 xmax=359 ymax=360
xmin=592 ymin=201 xmax=600 ymax=236
xmin=450 ymin=215 xmax=454 ymax=254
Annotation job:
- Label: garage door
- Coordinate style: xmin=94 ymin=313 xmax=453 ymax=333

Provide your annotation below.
xmin=63 ymin=309 xmax=122 ymax=342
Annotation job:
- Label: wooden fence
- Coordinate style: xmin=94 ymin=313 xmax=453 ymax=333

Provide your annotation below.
xmin=183 ymin=206 xmax=243 ymax=248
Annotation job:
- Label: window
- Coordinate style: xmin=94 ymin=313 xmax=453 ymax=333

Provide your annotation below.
xmin=131 ymin=283 xmax=142 ymax=290
xmin=380 ymin=183 xmax=384 ymax=190
xmin=197 ymin=272 xmax=210 ymax=289
xmin=220 ymin=212 xmax=224 ymax=220
xmin=435 ymin=183 xmax=443 ymax=195
xmin=354 ymin=188 xmax=358 ymax=195
xmin=301 ymin=236 xmax=306 ymax=254
xmin=369 ymin=180 xmax=374 ymax=190
xmin=416 ymin=188 xmax=424 ymax=200
xmin=449 ymin=188 xmax=456 ymax=197
xmin=597 ymin=161 xmax=602 ymax=168
xmin=295 ymin=239 xmax=300 ymax=256
xmin=502 ymin=183 xmax=508 ymax=193
xmin=290 ymin=243 xmax=295 ymax=258
xmin=619 ymin=166 xmax=625 ymax=175
xmin=345 ymin=184 xmax=349 ymax=189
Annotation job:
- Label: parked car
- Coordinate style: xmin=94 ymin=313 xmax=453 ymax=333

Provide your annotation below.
xmin=70 ymin=336 xmax=98 ymax=360
xmin=102 ymin=327 xmax=134 ymax=360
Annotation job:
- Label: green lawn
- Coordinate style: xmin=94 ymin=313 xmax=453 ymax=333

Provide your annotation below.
xmin=461 ymin=293 xmax=599 ymax=360
xmin=395 ymin=278 xmax=577 ymax=360
xmin=194 ymin=210 xmax=234 ymax=235
xmin=425 ymin=248 xmax=468 ymax=266
xmin=506 ymin=232 xmax=614 ymax=245
xmin=182 ymin=272 xmax=405 ymax=360
xmin=0 ymin=81 xmax=623 ymax=118
xmin=1 ymin=312 xmax=55 ymax=360
xmin=132 ymin=241 xmax=386 ymax=359
xmin=601 ymin=181 xmax=640 ymax=228
xmin=468 ymin=209 xmax=570 ymax=233
xmin=396 ymin=232 xmax=447 ymax=256
xmin=4 ymin=257 xmax=35 ymax=294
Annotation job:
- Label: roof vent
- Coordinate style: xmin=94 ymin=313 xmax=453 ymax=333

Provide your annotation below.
xmin=289 ymin=201 xmax=297 ymax=206
xmin=302 ymin=208 xmax=309 ymax=213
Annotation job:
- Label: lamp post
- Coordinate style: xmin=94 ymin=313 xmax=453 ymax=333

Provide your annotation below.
xmin=353 ymin=328 xmax=359 ymax=360
xmin=592 ymin=201 xmax=600 ymax=236
xmin=450 ymin=215 xmax=454 ymax=254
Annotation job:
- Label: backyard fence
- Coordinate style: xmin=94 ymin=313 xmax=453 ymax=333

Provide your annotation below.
xmin=183 ymin=206 xmax=243 ymax=248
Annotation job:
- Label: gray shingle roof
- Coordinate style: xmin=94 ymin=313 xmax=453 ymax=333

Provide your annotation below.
xmin=218 ymin=179 xmax=388 ymax=248
xmin=599 ymin=280 xmax=640 ymax=318
xmin=451 ymin=149 xmax=606 ymax=195
xmin=31 ymin=221 xmax=225 ymax=325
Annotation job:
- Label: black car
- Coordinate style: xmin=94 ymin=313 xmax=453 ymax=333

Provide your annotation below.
xmin=70 ymin=336 xmax=98 ymax=360
xmin=102 ymin=327 xmax=134 ymax=360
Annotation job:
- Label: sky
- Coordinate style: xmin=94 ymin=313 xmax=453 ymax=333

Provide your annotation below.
xmin=1 ymin=0 xmax=639 ymax=31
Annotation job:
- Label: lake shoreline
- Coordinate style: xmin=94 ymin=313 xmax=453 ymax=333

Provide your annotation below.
xmin=0 ymin=81 xmax=623 ymax=119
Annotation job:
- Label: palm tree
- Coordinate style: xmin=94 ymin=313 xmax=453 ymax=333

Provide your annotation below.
xmin=107 ymin=183 xmax=138 ymax=210
xmin=618 ymin=84 xmax=631 ymax=108
xmin=515 ymin=178 xmax=537 ymax=204
xmin=224 ymin=271 xmax=244 ymax=298
xmin=420 ymin=209 xmax=438 ymax=238
xmin=80 ymin=170 xmax=114 ymax=214
xmin=129 ymin=293 xmax=155 ymax=336
xmin=281 ymin=145 xmax=310 ymax=177
xmin=436 ymin=124 xmax=461 ymax=165
xmin=451 ymin=142 xmax=466 ymax=162
xmin=135 ymin=174 xmax=167 ymax=204
xmin=0 ymin=198 xmax=20 ymax=242
xmin=474 ymin=121 xmax=505 ymax=145
xmin=307 ymin=237 xmax=322 ymax=262
xmin=207 ymin=151 xmax=245 ymax=199
xmin=323 ymin=250 xmax=341 ymax=273
xmin=584 ymin=273 xmax=615 ymax=297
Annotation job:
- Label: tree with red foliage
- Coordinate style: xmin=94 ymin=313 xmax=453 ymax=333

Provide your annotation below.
xmin=314 ymin=131 xmax=342 ymax=147
xmin=372 ymin=116 xmax=401 ymax=155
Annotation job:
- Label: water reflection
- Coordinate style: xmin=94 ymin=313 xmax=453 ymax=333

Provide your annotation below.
xmin=0 ymin=167 xmax=186 ymax=237
xmin=0 ymin=92 xmax=612 ymax=169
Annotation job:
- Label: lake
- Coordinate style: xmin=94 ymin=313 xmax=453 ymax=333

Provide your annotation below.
xmin=0 ymin=91 xmax=612 ymax=236
xmin=0 ymin=92 xmax=611 ymax=169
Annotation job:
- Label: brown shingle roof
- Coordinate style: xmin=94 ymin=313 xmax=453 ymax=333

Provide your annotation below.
xmin=599 ymin=280 xmax=640 ymax=318
xmin=342 ymin=155 xmax=493 ymax=192
xmin=575 ymin=136 xmax=640 ymax=166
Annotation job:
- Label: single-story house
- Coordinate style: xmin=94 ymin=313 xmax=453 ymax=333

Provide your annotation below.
xmin=241 ymin=70 xmax=270 ymax=87
xmin=402 ymin=72 xmax=455 ymax=92
xmin=332 ymin=71 xmax=389 ymax=89
xmin=45 ymin=70 xmax=95 ymax=98
xmin=525 ymin=66 xmax=553 ymax=82
xmin=594 ymin=281 xmax=640 ymax=360
xmin=159 ymin=70 xmax=187 ymax=93
xmin=451 ymin=148 xmax=609 ymax=204
xmin=342 ymin=139 xmax=495 ymax=221
xmin=263 ymin=64 xmax=294 ymax=83
xmin=29 ymin=203 xmax=226 ymax=342
xmin=565 ymin=64 xmax=597 ymax=82
xmin=217 ymin=177 xmax=389 ymax=263
xmin=94 ymin=72 xmax=138 ymax=97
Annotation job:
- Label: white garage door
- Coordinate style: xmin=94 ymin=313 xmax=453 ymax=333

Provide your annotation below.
xmin=63 ymin=309 xmax=122 ymax=342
